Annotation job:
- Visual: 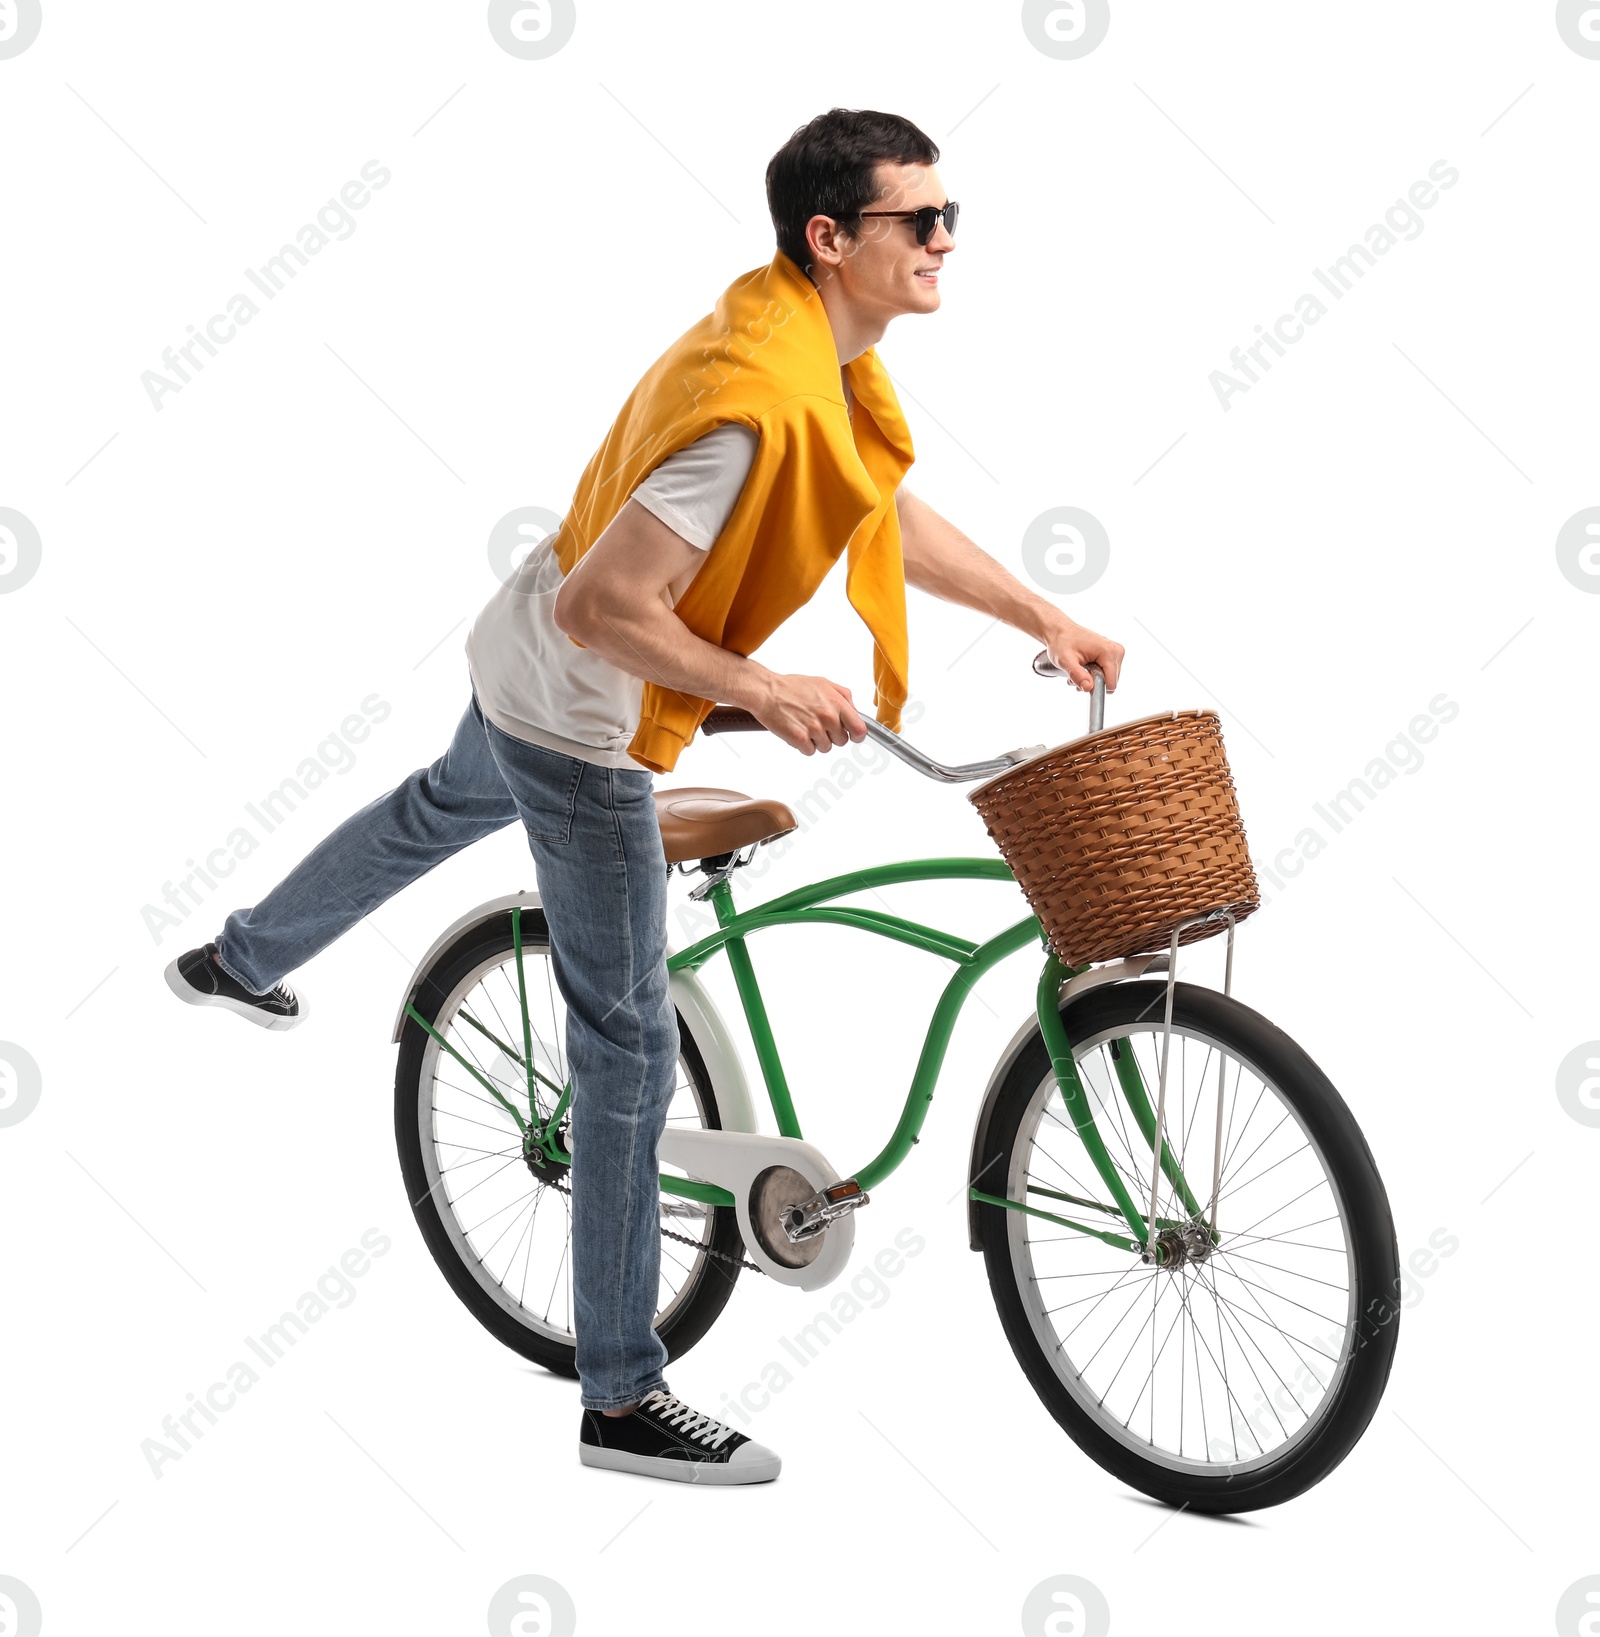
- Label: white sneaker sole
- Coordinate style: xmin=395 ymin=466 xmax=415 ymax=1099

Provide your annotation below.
xmin=579 ymin=1443 xmax=781 ymax=1486
xmin=163 ymin=958 xmax=306 ymax=1032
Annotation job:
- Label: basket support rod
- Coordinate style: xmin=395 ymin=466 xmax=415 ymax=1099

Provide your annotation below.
xmin=1205 ymin=911 xmax=1237 ymax=1239
xmin=1142 ymin=908 xmax=1238 ymax=1257
xmin=1144 ymin=922 xmax=1185 ymax=1256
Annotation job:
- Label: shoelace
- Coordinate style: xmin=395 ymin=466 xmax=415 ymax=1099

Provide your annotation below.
xmin=639 ymin=1390 xmax=738 ymax=1450
xmin=202 ymin=950 xmax=294 ymax=1009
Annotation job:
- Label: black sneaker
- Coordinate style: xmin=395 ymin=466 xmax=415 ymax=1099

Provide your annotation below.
xmin=163 ymin=943 xmax=307 ymax=1031
xmin=579 ymin=1390 xmax=780 ymax=1486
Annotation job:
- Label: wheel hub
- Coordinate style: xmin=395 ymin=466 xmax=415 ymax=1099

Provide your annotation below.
xmin=1179 ymin=1221 xmax=1217 ymax=1265
xmin=523 ymin=1123 xmax=571 ymax=1185
xmin=1145 ymin=1221 xmax=1217 ymax=1269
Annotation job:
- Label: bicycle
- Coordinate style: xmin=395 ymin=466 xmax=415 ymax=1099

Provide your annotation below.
xmin=390 ymin=660 xmax=1399 ymax=1513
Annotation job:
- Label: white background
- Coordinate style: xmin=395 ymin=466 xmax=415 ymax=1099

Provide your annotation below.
xmin=2 ymin=2 xmax=1596 ymax=1632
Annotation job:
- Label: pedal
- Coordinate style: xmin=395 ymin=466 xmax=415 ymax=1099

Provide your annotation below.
xmin=782 ymin=1179 xmax=870 ymax=1243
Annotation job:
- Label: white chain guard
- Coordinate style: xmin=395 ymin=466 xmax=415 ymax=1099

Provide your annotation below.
xmin=657 ymin=1128 xmax=854 ymax=1290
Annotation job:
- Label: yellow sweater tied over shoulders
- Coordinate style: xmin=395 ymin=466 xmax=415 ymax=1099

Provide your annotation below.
xmin=552 ymin=249 xmax=915 ymax=775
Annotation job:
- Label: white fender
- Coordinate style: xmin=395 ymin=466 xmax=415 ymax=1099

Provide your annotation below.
xmin=390 ymin=891 xmax=758 ymax=1136
xmin=657 ymin=1128 xmax=855 ymax=1290
xmin=390 ymin=890 xmax=542 ymax=1043
xmin=666 ymin=952 xmax=758 ymax=1135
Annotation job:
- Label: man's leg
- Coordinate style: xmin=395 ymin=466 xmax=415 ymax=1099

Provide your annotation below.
xmin=213 ymin=694 xmax=519 ymax=995
xmin=480 ymin=724 xmax=677 ymax=1413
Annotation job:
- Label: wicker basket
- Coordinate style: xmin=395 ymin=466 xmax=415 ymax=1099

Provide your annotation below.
xmin=968 ymin=709 xmax=1260 ymax=969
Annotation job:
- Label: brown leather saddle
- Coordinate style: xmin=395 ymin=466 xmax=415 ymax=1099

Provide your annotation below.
xmin=653 ymin=786 xmax=797 ymax=864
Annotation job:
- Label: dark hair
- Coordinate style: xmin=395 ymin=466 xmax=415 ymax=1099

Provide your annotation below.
xmin=765 ymin=108 xmax=940 ymax=281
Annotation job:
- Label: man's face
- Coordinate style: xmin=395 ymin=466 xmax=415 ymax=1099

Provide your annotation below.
xmin=811 ymin=160 xmax=955 ymax=319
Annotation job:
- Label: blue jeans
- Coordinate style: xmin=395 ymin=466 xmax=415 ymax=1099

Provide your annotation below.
xmin=214 ymin=691 xmax=677 ymax=1411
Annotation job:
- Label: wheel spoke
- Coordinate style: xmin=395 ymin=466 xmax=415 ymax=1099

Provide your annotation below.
xmin=1037 ymin=1102 xmax=1148 ymax=1209
xmin=1219 ymin=1134 xmax=1308 ymax=1204
xmin=1203 ymin=1260 xmax=1345 ymax=1373
xmin=1213 ymin=1247 xmax=1351 ymax=1294
xmin=432 ymin=1103 xmax=529 ymax=1141
xmin=436 ymin=1140 xmax=522 ymax=1162
xmin=1230 ymin=1179 xmax=1335 ymax=1243
xmin=1201 ymin=1255 xmax=1348 ymax=1329
xmin=484 ymin=1191 xmax=540 ymax=1273
xmin=1192 ymin=1262 xmax=1293 ymax=1444
xmin=1119 ymin=1277 xmax=1190 ymax=1434
xmin=458 ymin=1179 xmax=539 ymax=1239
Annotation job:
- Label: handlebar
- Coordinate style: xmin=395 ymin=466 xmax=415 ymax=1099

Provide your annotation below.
xmin=700 ymin=651 xmax=1104 ymax=785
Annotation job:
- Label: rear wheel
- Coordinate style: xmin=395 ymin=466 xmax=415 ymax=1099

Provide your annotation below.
xmin=977 ymin=980 xmax=1399 ymax=1512
xmin=394 ymin=908 xmax=745 ymax=1376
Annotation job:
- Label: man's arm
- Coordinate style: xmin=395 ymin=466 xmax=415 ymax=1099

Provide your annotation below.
xmin=896 ymin=486 xmax=1124 ymax=691
xmin=552 ymin=499 xmax=867 ymax=754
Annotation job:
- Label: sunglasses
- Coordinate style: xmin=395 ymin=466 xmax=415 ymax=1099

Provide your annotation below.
xmin=856 ymin=200 xmax=959 ymax=246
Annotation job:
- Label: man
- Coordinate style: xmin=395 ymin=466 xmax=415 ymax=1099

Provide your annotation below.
xmin=165 ymin=107 xmax=1125 ymax=1486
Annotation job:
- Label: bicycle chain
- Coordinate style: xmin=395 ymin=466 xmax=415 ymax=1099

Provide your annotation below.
xmin=662 ymin=1220 xmax=764 ymax=1274
xmin=543 ymin=1176 xmax=764 ymax=1275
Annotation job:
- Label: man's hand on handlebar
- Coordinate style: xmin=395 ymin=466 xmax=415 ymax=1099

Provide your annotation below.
xmin=1043 ymin=619 xmax=1125 ymax=694
xmin=742 ymin=672 xmax=868 ymax=755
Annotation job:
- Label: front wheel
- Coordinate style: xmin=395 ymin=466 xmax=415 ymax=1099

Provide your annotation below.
xmin=976 ymin=980 xmax=1399 ymax=1513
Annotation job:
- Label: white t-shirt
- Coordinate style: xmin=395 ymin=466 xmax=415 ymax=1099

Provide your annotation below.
xmin=466 ymin=422 xmax=761 ymax=769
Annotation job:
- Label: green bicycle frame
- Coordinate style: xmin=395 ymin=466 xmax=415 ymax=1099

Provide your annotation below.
xmin=404 ymin=868 xmax=1209 ymax=1258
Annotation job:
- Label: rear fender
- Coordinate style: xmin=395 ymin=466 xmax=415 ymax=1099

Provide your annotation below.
xmin=391 ymin=891 xmax=758 ymax=1135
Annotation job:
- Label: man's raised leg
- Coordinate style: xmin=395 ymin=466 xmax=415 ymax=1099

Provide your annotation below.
xmin=167 ymin=693 xmax=519 ymax=1025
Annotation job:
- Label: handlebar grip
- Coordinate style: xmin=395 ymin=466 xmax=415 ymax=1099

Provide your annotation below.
xmin=1032 ymin=649 xmax=1102 ymax=684
xmin=1032 ymin=649 xmax=1106 ymax=734
xmin=700 ymin=706 xmax=766 ymax=735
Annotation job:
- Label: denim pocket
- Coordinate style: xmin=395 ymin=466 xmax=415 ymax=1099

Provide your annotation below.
xmin=490 ymin=732 xmax=585 ymax=844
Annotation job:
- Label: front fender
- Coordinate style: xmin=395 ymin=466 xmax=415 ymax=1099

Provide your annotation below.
xmin=390 ymin=891 xmax=758 ymax=1136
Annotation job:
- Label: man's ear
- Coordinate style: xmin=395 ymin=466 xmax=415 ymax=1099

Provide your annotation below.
xmin=804 ymin=213 xmax=836 ymax=268
xmin=806 ymin=212 xmax=855 ymax=272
